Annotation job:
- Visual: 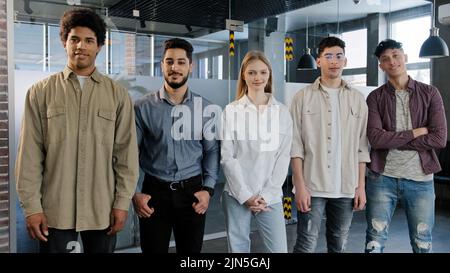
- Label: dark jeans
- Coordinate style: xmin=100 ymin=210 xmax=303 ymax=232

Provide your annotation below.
xmin=39 ymin=228 xmax=116 ymax=253
xmin=139 ymin=174 xmax=205 ymax=253
xmin=293 ymin=197 xmax=354 ymax=253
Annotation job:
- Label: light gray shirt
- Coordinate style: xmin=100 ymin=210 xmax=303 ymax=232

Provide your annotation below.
xmin=383 ymin=90 xmax=433 ymax=181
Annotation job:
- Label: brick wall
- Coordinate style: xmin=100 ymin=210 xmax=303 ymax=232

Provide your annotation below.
xmin=125 ymin=33 xmax=135 ymax=75
xmin=0 ymin=0 xmax=9 ymax=253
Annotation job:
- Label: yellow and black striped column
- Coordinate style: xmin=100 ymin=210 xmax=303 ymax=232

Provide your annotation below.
xmin=229 ymin=30 xmax=235 ymax=57
xmin=285 ymin=36 xmax=294 ymax=61
xmin=283 ymin=196 xmax=292 ymax=220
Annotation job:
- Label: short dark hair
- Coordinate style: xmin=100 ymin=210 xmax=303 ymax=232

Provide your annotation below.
xmin=318 ymin=36 xmax=346 ymax=57
xmin=374 ymin=39 xmax=403 ymax=58
xmin=59 ymin=8 xmax=106 ymax=46
xmin=163 ymin=38 xmax=194 ymax=63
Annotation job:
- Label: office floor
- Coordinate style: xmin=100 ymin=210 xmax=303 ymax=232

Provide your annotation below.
xmin=198 ymin=205 xmax=450 ymax=253
xmin=118 ymin=203 xmax=450 ymax=253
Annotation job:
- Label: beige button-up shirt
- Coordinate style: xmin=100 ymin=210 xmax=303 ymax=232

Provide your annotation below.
xmin=290 ymin=77 xmax=370 ymax=194
xmin=16 ymin=66 xmax=139 ymax=231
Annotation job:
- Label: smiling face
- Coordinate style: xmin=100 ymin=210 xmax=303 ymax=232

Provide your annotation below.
xmin=161 ymin=48 xmax=193 ymax=90
xmin=243 ymin=59 xmax=270 ymax=93
xmin=317 ymin=46 xmax=347 ymax=80
xmin=63 ymin=26 xmax=101 ymax=76
xmin=378 ymin=48 xmax=408 ymax=79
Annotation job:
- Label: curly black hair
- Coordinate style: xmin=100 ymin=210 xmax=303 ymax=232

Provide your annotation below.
xmin=59 ymin=8 xmax=106 ymax=46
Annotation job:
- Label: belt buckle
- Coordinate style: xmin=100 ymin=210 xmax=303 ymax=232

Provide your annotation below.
xmin=169 ymin=181 xmax=178 ymax=191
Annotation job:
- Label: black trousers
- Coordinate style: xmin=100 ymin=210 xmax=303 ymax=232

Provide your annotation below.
xmin=139 ymin=174 xmax=206 ymax=253
xmin=39 ymin=228 xmax=116 ymax=253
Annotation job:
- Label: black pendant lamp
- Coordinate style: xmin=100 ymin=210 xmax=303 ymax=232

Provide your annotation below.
xmin=297 ymin=16 xmax=317 ymax=70
xmin=419 ymin=0 xmax=449 ymax=58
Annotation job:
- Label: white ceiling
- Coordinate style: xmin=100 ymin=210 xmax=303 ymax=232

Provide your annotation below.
xmin=285 ymin=0 xmax=430 ymax=31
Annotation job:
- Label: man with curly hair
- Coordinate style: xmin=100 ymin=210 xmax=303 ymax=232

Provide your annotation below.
xmin=15 ymin=8 xmax=139 ymax=253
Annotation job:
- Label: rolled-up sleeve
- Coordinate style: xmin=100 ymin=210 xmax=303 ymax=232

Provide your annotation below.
xmin=358 ymin=98 xmax=371 ymax=163
xmin=290 ymin=92 xmax=305 ymax=159
xmin=201 ymin=115 xmax=220 ymax=189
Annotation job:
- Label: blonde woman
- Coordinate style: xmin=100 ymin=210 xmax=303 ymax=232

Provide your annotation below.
xmin=221 ymin=51 xmax=292 ymax=253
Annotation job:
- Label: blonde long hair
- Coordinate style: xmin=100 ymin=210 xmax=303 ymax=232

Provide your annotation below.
xmin=236 ymin=50 xmax=273 ymax=100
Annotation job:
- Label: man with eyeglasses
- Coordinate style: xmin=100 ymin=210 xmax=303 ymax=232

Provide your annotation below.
xmin=132 ymin=38 xmax=220 ymax=253
xmin=365 ymin=39 xmax=447 ymax=253
xmin=290 ymin=36 xmax=370 ymax=252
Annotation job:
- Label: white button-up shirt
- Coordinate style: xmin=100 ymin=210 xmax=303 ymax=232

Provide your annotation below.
xmin=221 ymin=94 xmax=293 ymax=205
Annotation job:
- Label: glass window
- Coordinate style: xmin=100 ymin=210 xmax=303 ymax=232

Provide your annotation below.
xmin=199 ymin=57 xmax=208 ymax=79
xmin=342 ymin=29 xmax=367 ymax=69
xmin=110 ymin=30 xmax=136 ymax=75
xmin=14 ymin=22 xmax=44 ymax=71
xmin=48 ymin=25 xmax=66 ymax=72
xmin=212 ymin=55 xmax=223 ymax=80
xmin=342 ymin=74 xmax=367 ymax=86
xmin=408 ymin=68 xmax=430 ymax=84
xmin=96 ymin=44 xmax=107 ymax=74
xmin=392 ymin=16 xmax=431 ymax=63
xmin=136 ymin=34 xmax=151 ymax=76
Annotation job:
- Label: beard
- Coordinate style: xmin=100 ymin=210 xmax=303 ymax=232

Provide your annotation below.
xmin=164 ymin=72 xmax=189 ymax=89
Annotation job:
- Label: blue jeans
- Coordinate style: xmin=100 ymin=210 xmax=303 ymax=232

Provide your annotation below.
xmin=293 ymin=197 xmax=354 ymax=253
xmin=365 ymin=172 xmax=435 ymax=253
xmin=222 ymin=191 xmax=288 ymax=253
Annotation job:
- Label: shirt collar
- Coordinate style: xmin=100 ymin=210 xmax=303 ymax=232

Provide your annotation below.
xmin=63 ymin=66 xmax=102 ymax=83
xmin=386 ymin=75 xmax=416 ymax=94
xmin=158 ymin=86 xmax=192 ymax=105
xmin=238 ymin=93 xmax=277 ymax=107
xmin=313 ymin=76 xmax=350 ymax=92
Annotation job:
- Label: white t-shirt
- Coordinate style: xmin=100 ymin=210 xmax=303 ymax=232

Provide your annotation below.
xmin=76 ymin=75 xmax=89 ymax=89
xmin=310 ymin=85 xmax=354 ymax=198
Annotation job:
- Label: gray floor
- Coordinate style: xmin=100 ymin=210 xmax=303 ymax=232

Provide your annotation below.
xmin=118 ymin=203 xmax=450 ymax=253
xmin=198 ymin=205 xmax=450 ymax=253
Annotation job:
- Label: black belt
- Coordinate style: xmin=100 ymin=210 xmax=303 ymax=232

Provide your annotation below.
xmin=145 ymin=174 xmax=202 ymax=191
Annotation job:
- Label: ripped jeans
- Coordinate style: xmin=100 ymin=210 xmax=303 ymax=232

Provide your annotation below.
xmin=365 ymin=171 xmax=435 ymax=253
xmin=293 ymin=197 xmax=354 ymax=253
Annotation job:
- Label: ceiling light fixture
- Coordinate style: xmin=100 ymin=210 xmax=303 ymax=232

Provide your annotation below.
xmin=419 ymin=0 xmax=449 ymax=58
xmin=297 ymin=16 xmax=317 ymax=70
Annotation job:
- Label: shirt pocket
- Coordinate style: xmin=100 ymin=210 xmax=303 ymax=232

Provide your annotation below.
xmin=97 ymin=109 xmax=116 ymax=145
xmin=302 ymin=108 xmax=320 ymax=127
xmin=350 ymin=106 xmax=361 ymax=118
xmin=43 ymin=107 xmax=66 ymax=144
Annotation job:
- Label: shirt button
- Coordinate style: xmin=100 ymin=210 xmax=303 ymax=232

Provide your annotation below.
xmin=328 ymin=165 xmax=331 ymax=168
xmin=328 ymin=110 xmax=331 ymax=113
xmin=328 ymin=137 xmax=331 ymax=140
xmin=328 ymin=123 xmax=331 ymax=126
xmin=328 ymin=150 xmax=331 ymax=153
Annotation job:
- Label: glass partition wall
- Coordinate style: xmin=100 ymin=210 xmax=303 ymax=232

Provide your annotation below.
xmin=12 ymin=0 xmax=431 ymax=252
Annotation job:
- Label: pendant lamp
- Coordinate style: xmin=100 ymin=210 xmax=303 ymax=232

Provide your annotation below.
xmin=419 ymin=0 xmax=449 ymax=58
xmin=297 ymin=16 xmax=317 ymax=70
